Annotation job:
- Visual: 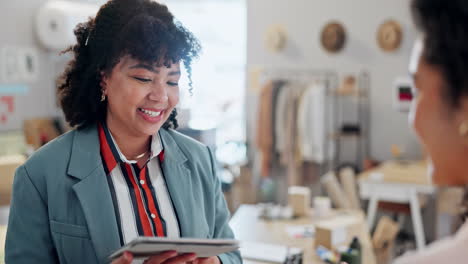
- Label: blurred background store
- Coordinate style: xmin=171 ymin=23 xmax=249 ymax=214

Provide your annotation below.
xmin=1 ymin=1 xmax=462 ymax=263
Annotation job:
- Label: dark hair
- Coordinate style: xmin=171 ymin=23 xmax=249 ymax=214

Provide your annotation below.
xmin=411 ymin=0 xmax=468 ymax=108
xmin=58 ymin=0 xmax=201 ymax=129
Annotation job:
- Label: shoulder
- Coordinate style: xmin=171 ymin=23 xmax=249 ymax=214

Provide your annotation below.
xmin=161 ymin=128 xmax=211 ymax=159
xmin=162 ymin=129 xmax=205 ymax=148
xmin=394 ymin=223 xmax=468 ymax=264
xmin=160 ymin=128 xmax=217 ymax=179
xmin=13 ymin=129 xmax=78 ymax=201
xmin=23 ymin=129 xmax=76 ymax=172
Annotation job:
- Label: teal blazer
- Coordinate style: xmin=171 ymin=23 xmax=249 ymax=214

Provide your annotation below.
xmin=5 ymin=125 xmax=242 ymax=264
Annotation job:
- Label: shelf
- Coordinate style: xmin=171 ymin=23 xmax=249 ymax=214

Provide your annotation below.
xmin=331 ymin=89 xmax=368 ymax=98
xmin=328 ymin=132 xmax=362 ymax=140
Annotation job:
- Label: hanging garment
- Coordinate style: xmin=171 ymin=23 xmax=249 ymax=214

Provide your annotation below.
xmin=294 ymin=86 xmax=311 ymax=165
xmin=255 ymin=81 xmax=274 ymax=177
xmin=274 ymin=83 xmax=290 ymax=156
xmin=271 ymin=81 xmax=286 ymax=153
xmin=280 ymin=83 xmax=307 ymax=186
xmin=297 ymin=81 xmax=327 ymax=164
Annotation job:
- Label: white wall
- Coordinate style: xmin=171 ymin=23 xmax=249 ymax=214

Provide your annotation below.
xmin=247 ymin=0 xmax=422 ymax=162
xmin=0 ymin=0 xmax=58 ymax=132
xmin=0 ymin=0 xmax=105 ymax=133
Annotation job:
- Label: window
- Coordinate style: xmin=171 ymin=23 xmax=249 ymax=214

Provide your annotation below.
xmin=167 ymin=0 xmax=246 ymax=147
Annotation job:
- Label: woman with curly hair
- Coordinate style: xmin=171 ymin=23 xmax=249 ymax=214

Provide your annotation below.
xmin=5 ymin=1 xmax=241 ymax=264
xmin=395 ymin=0 xmax=468 ymax=263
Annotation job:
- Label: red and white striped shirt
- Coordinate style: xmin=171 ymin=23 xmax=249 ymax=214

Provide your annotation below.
xmin=98 ymin=123 xmax=180 ymax=245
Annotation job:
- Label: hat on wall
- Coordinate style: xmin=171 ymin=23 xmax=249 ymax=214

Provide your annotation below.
xmin=377 ymin=20 xmax=403 ymax=52
xmin=320 ymin=21 xmax=346 ymax=53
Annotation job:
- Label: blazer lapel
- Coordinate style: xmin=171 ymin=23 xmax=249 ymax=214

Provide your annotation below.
xmin=67 ymin=125 xmax=121 ymax=263
xmin=158 ymin=129 xmax=195 ymax=237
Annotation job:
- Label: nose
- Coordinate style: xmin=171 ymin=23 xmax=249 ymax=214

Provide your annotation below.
xmin=148 ymin=81 xmax=168 ymax=103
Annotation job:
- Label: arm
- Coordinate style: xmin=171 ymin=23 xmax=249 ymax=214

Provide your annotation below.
xmin=206 ymin=147 xmax=243 ymax=264
xmin=5 ymin=165 xmax=59 ymax=264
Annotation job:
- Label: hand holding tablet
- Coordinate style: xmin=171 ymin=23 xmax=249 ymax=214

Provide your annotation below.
xmin=109 ymin=237 xmax=240 ymax=262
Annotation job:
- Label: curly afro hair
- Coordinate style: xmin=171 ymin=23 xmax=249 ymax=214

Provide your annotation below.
xmin=58 ymin=0 xmax=201 ymax=129
xmin=411 ymin=0 xmax=468 ymax=108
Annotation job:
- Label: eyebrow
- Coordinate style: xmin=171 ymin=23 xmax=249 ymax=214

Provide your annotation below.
xmin=129 ymin=64 xmax=158 ymax=73
xmin=129 ymin=64 xmax=181 ymax=76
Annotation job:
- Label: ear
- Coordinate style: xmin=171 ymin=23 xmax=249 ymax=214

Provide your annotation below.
xmin=456 ymin=96 xmax=468 ymax=145
xmin=100 ymin=71 xmax=108 ymax=91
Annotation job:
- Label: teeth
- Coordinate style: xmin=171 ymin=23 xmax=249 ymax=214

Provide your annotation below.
xmin=139 ymin=108 xmax=161 ymax=117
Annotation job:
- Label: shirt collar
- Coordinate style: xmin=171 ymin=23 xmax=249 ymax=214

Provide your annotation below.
xmin=107 ymin=130 xmax=163 ymax=164
xmin=98 ymin=122 xmax=163 ymax=169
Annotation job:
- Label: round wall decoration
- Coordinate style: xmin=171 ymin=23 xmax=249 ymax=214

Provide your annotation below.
xmin=320 ymin=22 xmax=346 ymax=53
xmin=265 ymin=25 xmax=288 ymax=53
xmin=377 ymin=20 xmax=403 ymax=52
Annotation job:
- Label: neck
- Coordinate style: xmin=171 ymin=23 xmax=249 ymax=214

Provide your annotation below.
xmin=105 ymin=117 xmax=151 ymax=160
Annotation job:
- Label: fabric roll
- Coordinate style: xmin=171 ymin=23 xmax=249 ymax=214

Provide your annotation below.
xmin=321 ymin=171 xmax=351 ymax=209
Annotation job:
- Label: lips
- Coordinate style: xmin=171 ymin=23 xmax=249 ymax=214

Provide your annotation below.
xmin=137 ymin=108 xmax=162 ymax=117
xmin=137 ymin=107 xmax=166 ymax=123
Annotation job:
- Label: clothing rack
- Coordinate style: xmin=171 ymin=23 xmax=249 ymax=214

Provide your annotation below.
xmin=251 ymin=66 xmax=370 ymax=203
xmin=258 ymin=67 xmax=339 ymax=174
xmin=259 ymin=68 xmax=339 ymax=93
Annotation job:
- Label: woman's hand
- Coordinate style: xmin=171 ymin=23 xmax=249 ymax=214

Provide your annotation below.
xmin=111 ymin=252 xmax=134 ymax=264
xmin=111 ymin=251 xmax=198 ymax=264
xmin=189 ymin=256 xmax=221 ymax=264
xmin=145 ymin=251 xmax=197 ymax=264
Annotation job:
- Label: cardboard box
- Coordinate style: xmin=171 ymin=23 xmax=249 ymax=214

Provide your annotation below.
xmin=288 ymin=186 xmax=310 ymax=217
xmin=315 ymin=214 xmax=362 ymax=250
xmin=372 ymin=216 xmax=399 ymax=264
xmin=0 ymin=154 xmax=26 ymax=206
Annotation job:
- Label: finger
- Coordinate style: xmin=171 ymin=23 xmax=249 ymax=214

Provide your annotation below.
xmin=197 ymin=256 xmax=217 ymax=264
xmin=146 ymin=251 xmax=178 ymax=264
xmin=163 ymin=253 xmax=197 ymax=264
xmin=188 ymin=259 xmax=200 ymax=264
xmin=112 ymin=252 xmax=133 ymax=264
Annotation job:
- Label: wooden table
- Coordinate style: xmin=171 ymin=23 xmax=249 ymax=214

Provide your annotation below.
xmin=358 ymin=160 xmax=435 ymax=250
xmin=229 ymin=204 xmax=376 ymax=264
xmin=0 ymin=225 xmax=6 ymax=264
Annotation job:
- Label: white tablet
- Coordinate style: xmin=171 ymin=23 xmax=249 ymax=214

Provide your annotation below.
xmin=109 ymin=237 xmax=240 ymax=260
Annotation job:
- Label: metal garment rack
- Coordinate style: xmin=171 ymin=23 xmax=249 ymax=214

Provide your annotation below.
xmin=333 ymin=71 xmax=370 ymax=171
xmin=258 ymin=67 xmax=340 ymax=175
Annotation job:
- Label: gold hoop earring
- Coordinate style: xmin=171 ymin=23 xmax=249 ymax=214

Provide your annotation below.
xmin=100 ymin=91 xmax=106 ymax=102
xmin=459 ymin=121 xmax=468 ymax=136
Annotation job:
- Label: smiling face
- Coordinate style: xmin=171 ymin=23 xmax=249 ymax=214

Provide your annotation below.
xmin=102 ymin=55 xmax=181 ymax=138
